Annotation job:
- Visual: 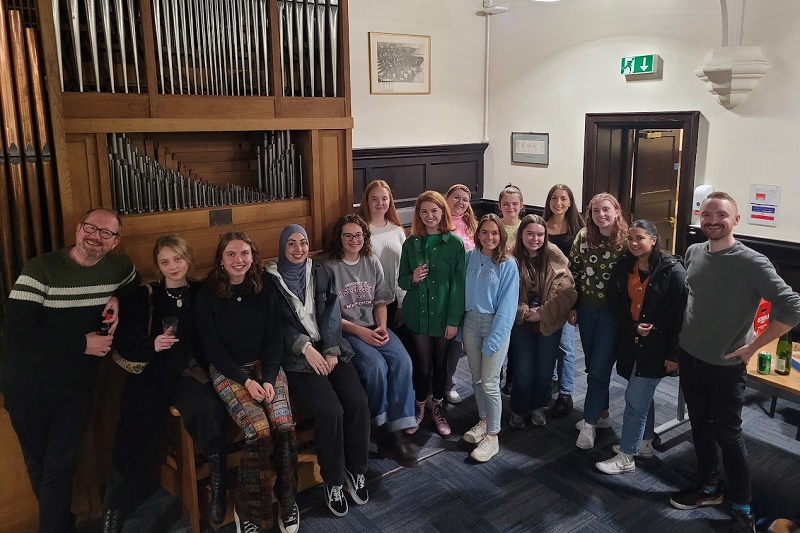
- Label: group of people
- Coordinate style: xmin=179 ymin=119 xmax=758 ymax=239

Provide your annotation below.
xmin=2 ymin=183 xmax=799 ymax=533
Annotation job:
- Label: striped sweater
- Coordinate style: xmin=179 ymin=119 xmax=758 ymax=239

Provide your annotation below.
xmin=2 ymin=248 xmax=139 ymax=385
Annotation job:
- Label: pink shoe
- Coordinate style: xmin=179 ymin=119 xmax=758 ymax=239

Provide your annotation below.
xmin=431 ymin=399 xmax=451 ymax=436
xmin=406 ymin=400 xmax=425 ymax=435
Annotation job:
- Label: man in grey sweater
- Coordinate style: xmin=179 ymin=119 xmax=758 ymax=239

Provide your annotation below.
xmin=669 ymin=192 xmax=800 ymax=533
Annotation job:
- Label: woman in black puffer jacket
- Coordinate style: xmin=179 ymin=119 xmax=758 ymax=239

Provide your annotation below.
xmin=595 ymin=219 xmax=687 ymax=475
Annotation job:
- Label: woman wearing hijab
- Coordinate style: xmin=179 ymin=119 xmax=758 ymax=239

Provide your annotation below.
xmin=265 ymin=225 xmax=371 ymax=519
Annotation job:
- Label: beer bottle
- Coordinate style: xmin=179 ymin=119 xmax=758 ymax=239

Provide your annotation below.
xmin=775 ymin=330 xmax=793 ymax=376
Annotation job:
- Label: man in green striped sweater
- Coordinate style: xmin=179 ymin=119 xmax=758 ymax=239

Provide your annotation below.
xmin=1 ymin=208 xmax=139 ymax=533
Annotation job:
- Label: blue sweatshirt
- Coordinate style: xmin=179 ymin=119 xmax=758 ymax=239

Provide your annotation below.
xmin=464 ymin=249 xmax=520 ymax=356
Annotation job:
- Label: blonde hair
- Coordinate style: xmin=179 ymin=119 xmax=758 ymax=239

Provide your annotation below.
xmin=357 ymin=180 xmax=403 ymax=227
xmin=498 ymin=183 xmax=524 ymax=219
xmin=411 ymin=191 xmax=455 ymax=237
xmin=152 ymin=234 xmax=195 ymax=281
xmin=446 ymin=183 xmax=478 ymax=236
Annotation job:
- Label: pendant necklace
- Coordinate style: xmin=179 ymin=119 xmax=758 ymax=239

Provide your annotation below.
xmin=232 ymin=284 xmax=244 ymax=302
xmin=166 ymin=285 xmax=187 ymax=308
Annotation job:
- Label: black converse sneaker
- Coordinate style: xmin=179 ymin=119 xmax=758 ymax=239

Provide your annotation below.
xmin=234 ymin=507 xmax=261 ymax=533
xmin=345 ymin=469 xmax=369 ymax=505
xmin=325 ymin=484 xmax=349 ymax=516
xmin=278 ymin=503 xmax=300 ymax=533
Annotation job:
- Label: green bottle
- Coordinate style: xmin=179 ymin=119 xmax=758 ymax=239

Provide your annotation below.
xmin=775 ymin=331 xmax=793 ymax=376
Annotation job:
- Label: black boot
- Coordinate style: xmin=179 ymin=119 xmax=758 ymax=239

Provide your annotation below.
xmin=207 ymin=452 xmax=227 ymax=524
xmin=101 ymin=509 xmax=125 ymax=533
xmin=381 ymin=431 xmax=418 ymax=468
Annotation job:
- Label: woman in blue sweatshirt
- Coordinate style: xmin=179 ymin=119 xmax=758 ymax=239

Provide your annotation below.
xmin=461 ymin=214 xmax=519 ymax=462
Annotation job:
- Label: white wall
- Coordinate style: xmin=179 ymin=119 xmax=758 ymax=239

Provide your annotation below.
xmin=348 ymin=0 xmax=486 ymax=148
xmin=487 ymin=0 xmax=800 ymax=242
xmin=347 ymin=0 xmax=800 ymax=241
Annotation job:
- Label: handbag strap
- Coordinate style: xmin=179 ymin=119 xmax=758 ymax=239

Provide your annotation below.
xmin=145 ymin=282 xmax=155 ymax=337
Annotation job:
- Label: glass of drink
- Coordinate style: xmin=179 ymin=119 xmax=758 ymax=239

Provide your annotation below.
xmin=162 ymin=316 xmax=179 ymax=336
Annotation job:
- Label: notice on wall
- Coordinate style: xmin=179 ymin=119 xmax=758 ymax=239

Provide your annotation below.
xmin=748 ymin=184 xmax=780 ymax=227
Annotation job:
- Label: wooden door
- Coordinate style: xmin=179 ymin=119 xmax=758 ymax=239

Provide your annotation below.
xmin=631 ymin=129 xmax=681 ymax=252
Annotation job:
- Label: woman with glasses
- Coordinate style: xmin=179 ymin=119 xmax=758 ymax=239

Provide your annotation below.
xmin=325 ymin=214 xmax=418 ymax=468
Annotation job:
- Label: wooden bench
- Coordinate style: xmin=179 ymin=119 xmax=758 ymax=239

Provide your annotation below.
xmin=159 ymin=403 xmax=322 ymax=533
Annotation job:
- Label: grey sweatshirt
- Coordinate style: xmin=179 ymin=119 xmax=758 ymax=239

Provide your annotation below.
xmin=679 ymin=241 xmax=800 ymax=366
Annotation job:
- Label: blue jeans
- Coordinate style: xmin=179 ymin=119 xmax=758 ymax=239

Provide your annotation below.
xmin=510 ymin=324 xmax=563 ymax=415
xmin=577 ymin=304 xmax=618 ymax=424
xmin=619 ymin=362 xmax=659 ymax=455
xmin=344 ymin=330 xmax=416 ymax=432
xmin=552 ymin=323 xmax=576 ymax=395
xmin=461 ymin=311 xmax=509 ymax=435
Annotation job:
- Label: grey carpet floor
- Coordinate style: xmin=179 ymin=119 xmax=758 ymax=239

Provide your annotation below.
xmin=84 ymin=331 xmax=800 ymax=532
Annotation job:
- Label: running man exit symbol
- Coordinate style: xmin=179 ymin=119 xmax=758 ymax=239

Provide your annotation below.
xmin=620 ymin=54 xmax=660 ymax=75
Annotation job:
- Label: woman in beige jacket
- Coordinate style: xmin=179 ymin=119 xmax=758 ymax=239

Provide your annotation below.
xmin=509 ymin=215 xmax=577 ymax=428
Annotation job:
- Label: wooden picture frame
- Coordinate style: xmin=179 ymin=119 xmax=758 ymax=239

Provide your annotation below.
xmin=511 ymin=132 xmax=549 ymax=165
xmin=369 ymin=32 xmax=431 ymax=95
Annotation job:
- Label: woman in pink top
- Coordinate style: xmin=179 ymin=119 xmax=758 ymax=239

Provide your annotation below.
xmin=446 ymin=184 xmax=476 ymax=251
xmin=442 ymin=184 xmax=477 ymax=404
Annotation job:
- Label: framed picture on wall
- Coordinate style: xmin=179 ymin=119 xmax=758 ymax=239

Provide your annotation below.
xmin=369 ymin=32 xmax=431 ymax=95
xmin=511 ymin=132 xmax=549 ymax=165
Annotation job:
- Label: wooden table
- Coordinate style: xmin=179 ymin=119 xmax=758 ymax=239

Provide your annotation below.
xmin=746 ymin=339 xmax=800 ymax=439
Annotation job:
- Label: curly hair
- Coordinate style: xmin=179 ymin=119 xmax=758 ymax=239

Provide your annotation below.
xmin=543 ymin=183 xmax=584 ymax=238
xmin=512 ymin=214 xmax=550 ymax=304
xmin=410 ymin=190 xmax=455 ymax=237
xmin=327 ymin=214 xmax=373 ymax=260
xmin=152 ymin=234 xmax=195 ymax=281
xmin=205 ymin=231 xmax=263 ymax=299
xmin=584 ymin=192 xmax=627 ymax=251
xmin=474 ymin=214 xmax=509 ymax=264
xmin=446 ymin=183 xmax=478 ymax=236
xmin=357 ymin=180 xmax=403 ymax=227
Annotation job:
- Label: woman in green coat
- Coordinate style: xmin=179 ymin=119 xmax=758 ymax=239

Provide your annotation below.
xmin=399 ymin=190 xmax=466 ymax=437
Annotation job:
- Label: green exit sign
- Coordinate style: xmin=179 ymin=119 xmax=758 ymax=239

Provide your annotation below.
xmin=621 ymin=54 xmax=661 ymax=75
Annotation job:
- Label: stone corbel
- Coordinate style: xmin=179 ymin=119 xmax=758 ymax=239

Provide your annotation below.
xmin=694 ymin=0 xmax=770 ymax=109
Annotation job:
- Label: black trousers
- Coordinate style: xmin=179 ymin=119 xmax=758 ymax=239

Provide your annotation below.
xmin=678 ymin=349 xmax=751 ymax=505
xmin=3 ymin=379 xmax=93 ymax=533
xmin=104 ymin=363 xmax=228 ymax=513
xmin=286 ymin=361 xmax=370 ymax=486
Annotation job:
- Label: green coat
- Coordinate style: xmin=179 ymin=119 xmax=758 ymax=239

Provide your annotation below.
xmin=398 ymin=232 xmax=466 ymax=337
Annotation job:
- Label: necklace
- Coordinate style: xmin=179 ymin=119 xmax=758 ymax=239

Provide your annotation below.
xmin=231 ymin=283 xmax=244 ymax=302
xmin=480 ymin=252 xmax=493 ymax=267
xmin=165 ymin=285 xmax=187 ymax=307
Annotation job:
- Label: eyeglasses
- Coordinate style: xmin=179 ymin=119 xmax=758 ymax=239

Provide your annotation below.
xmin=80 ymin=222 xmax=119 ymax=240
xmin=342 ymin=232 xmax=364 ymax=241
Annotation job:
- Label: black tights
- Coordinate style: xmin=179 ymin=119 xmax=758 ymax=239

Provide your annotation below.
xmin=411 ymin=333 xmax=449 ymax=402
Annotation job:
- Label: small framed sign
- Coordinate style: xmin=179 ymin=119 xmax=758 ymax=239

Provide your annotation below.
xmin=511 ymin=132 xmax=549 ymax=165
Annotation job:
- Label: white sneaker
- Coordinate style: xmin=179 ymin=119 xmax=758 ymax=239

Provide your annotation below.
xmin=531 ymin=408 xmax=546 ymax=427
xmin=575 ymin=416 xmax=611 ymax=430
xmin=470 ymin=434 xmax=499 ymax=462
xmin=595 ymin=452 xmax=635 ymax=474
xmin=445 ymin=389 xmax=462 ymax=404
xmin=613 ymin=439 xmax=654 ymax=459
xmin=463 ymin=421 xmax=487 ymax=444
xmin=576 ymin=422 xmax=596 ymax=449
